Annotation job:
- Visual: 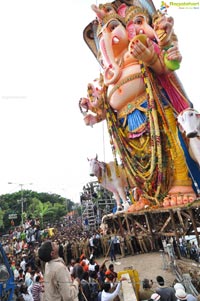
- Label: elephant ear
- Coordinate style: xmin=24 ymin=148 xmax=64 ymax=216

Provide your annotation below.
xmin=83 ymin=21 xmax=99 ymax=61
xmin=117 ymin=3 xmax=128 ymax=17
xmin=118 ymin=0 xmax=156 ymax=14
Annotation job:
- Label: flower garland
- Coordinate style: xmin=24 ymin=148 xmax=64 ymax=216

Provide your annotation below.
xmin=103 ymin=62 xmax=174 ymax=204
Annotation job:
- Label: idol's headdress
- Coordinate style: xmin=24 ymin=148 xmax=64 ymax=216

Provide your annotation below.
xmin=125 ymin=6 xmax=150 ymax=24
xmin=83 ymin=0 xmax=157 ymax=60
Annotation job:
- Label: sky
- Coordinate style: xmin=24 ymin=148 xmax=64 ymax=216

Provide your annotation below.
xmin=0 ymin=0 xmax=199 ymax=203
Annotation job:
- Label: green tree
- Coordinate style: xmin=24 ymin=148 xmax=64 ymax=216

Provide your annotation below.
xmin=33 ymin=199 xmax=54 ymax=228
xmin=28 ymin=197 xmax=41 ymax=215
xmin=0 ymin=190 xmax=78 ymax=232
xmin=65 ymin=199 xmax=74 ymax=212
xmin=51 ymin=203 xmax=66 ymax=220
xmin=0 ymin=209 xmax=4 ymax=229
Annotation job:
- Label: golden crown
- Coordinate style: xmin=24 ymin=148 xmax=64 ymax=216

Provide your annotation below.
xmin=125 ymin=6 xmax=150 ymax=24
xmin=98 ymin=3 xmax=117 ymax=12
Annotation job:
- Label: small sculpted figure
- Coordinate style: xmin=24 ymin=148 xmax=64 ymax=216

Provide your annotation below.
xmin=88 ymin=155 xmax=130 ymax=211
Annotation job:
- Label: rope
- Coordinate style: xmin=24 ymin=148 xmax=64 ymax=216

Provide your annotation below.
xmin=105 ymin=240 xmax=112 ymax=258
xmin=80 ymin=284 xmax=89 ymax=301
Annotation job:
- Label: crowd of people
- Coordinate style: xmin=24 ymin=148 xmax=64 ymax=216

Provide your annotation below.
xmin=139 ymin=277 xmax=199 ymax=301
xmin=0 ymin=215 xmax=200 ymax=301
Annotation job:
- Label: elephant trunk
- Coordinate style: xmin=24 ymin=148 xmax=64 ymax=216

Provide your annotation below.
xmin=100 ymin=30 xmax=121 ymax=85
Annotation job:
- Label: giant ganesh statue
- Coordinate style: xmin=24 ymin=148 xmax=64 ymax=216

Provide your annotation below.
xmin=79 ymin=0 xmax=200 ymax=210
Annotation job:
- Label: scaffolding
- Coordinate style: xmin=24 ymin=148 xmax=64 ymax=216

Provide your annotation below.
xmin=80 ymin=180 xmax=116 ymax=230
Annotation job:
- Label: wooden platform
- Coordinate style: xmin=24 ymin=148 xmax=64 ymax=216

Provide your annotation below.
xmin=102 ymin=199 xmax=200 ymax=257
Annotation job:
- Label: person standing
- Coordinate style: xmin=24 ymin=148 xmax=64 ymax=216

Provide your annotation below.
xmin=79 ymin=271 xmax=91 ymax=301
xmin=89 ymin=235 xmax=95 ymax=254
xmin=31 ymin=275 xmax=44 ymax=301
xmin=38 ymin=240 xmax=80 ymax=301
xmin=156 ymin=276 xmax=176 ymax=301
xmin=124 ymin=233 xmax=134 ymax=255
xmin=108 ymin=236 xmax=116 ymax=263
xmin=119 ymin=235 xmax=125 ymax=258
xmin=101 ymin=277 xmax=127 ymax=301
xmin=106 ymin=264 xmax=117 ymax=281
xmin=139 ymin=278 xmax=155 ymax=301
xmin=174 ymin=283 xmax=197 ymax=301
xmin=19 ymin=284 xmax=33 ymax=301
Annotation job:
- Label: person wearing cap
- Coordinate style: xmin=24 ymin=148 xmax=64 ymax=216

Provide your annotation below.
xmin=156 ymin=276 xmax=176 ymax=301
xmin=175 ymin=289 xmax=188 ymax=301
xmin=174 ymin=283 xmax=185 ymax=292
xmin=174 ymin=284 xmax=197 ymax=301
xmin=38 ymin=240 xmax=80 ymax=301
xmin=151 ymin=293 xmax=161 ymax=301
xmin=139 ymin=278 xmax=155 ymax=301
xmin=104 ymin=270 xmax=115 ymax=286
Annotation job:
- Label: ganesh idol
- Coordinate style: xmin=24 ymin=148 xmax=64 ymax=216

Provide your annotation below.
xmin=79 ymin=1 xmax=200 ymax=208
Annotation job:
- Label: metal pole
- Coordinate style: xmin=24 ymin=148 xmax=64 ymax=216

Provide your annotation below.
xmin=8 ymin=182 xmax=32 ymax=226
xmin=20 ymin=184 xmax=24 ymax=226
xmin=159 ymin=249 xmax=168 ymax=270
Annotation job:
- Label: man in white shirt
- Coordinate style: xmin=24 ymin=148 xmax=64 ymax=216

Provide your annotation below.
xmin=20 ymin=254 xmax=27 ymax=272
xmin=101 ymin=277 xmax=127 ymax=301
xmin=89 ymin=235 xmax=95 ymax=253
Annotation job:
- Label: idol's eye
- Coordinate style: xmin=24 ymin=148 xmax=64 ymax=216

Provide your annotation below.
xmin=105 ymin=6 xmax=113 ymax=13
xmin=107 ymin=20 xmax=120 ymax=32
xmin=134 ymin=17 xmax=144 ymax=25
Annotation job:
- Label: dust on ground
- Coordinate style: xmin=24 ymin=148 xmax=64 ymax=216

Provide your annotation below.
xmin=98 ymin=251 xmax=176 ymax=288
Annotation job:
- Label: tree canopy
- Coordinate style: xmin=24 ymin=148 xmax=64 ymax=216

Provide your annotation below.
xmin=0 ymin=190 xmax=78 ymax=232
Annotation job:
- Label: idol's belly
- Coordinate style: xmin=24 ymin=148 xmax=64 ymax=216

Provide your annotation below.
xmin=107 ymin=66 xmax=146 ymax=111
